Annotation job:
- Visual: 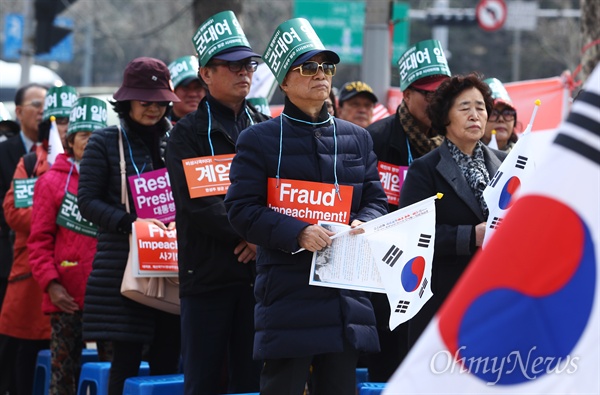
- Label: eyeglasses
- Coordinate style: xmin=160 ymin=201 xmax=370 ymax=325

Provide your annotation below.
xmin=54 ymin=117 xmax=69 ymax=125
xmin=489 ymin=108 xmax=516 ymax=122
xmin=410 ymin=87 xmax=435 ymax=101
xmin=21 ymin=100 xmax=44 ymax=109
xmin=292 ymin=61 xmax=336 ymax=77
xmin=138 ymin=101 xmax=170 ymax=107
xmin=211 ymin=60 xmax=258 ymax=73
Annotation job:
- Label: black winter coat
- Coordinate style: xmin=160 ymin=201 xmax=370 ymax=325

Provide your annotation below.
xmin=78 ymin=118 xmax=176 ymax=343
xmin=166 ymin=96 xmax=269 ymax=296
xmin=224 ymin=99 xmax=389 ymax=359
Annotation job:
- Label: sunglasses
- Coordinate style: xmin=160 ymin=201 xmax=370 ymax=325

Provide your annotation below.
xmin=292 ymin=61 xmax=336 ymax=77
xmin=211 ymin=60 xmax=258 ymax=73
xmin=21 ymin=100 xmax=44 ymax=109
xmin=489 ymin=108 xmax=516 ymax=122
xmin=138 ymin=101 xmax=170 ymax=107
xmin=410 ymin=87 xmax=435 ymax=100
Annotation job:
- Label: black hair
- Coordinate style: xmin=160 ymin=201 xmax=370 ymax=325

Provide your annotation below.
xmin=427 ymin=72 xmax=494 ymax=136
xmin=14 ymin=83 xmax=49 ymax=105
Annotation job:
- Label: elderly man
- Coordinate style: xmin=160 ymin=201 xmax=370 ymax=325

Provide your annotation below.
xmin=337 ymin=80 xmax=378 ymax=128
xmin=166 ymin=11 xmax=269 ymax=395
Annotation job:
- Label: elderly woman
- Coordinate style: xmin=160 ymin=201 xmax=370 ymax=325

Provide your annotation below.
xmin=481 ymin=77 xmax=519 ymax=152
xmin=77 ymin=57 xmax=181 ymax=395
xmin=28 ymin=98 xmax=107 ymax=395
xmin=225 ymin=19 xmax=388 ymax=395
xmin=399 ymin=73 xmax=507 ymax=348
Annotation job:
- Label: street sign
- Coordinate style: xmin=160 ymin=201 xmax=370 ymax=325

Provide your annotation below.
xmin=505 ymin=0 xmax=538 ymax=31
xmin=295 ymin=1 xmax=365 ymax=64
xmin=391 ymin=3 xmax=410 ymax=64
xmin=476 ymin=0 xmax=507 ymax=31
xmin=3 ymin=13 xmax=74 ymax=62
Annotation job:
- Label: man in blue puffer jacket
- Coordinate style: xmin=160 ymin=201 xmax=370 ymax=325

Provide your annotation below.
xmin=224 ymin=18 xmax=388 ymax=395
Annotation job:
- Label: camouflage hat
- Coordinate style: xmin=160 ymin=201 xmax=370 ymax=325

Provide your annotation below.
xmin=67 ymin=97 xmax=108 ymax=135
xmin=398 ymin=39 xmax=451 ymax=92
xmin=43 ymin=85 xmax=78 ymax=121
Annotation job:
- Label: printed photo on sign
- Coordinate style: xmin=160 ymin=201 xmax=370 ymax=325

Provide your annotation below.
xmin=181 ymin=154 xmax=234 ymax=198
xmin=130 ymin=221 xmax=178 ymax=277
xmin=128 ymin=168 xmax=175 ymax=223
xmin=266 ymin=178 xmax=353 ymax=225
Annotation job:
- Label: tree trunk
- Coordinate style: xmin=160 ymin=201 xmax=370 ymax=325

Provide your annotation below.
xmin=580 ymin=0 xmax=600 ymax=83
xmin=192 ymin=0 xmax=244 ymax=28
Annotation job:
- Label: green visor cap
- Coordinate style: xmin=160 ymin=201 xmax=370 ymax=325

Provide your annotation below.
xmin=398 ymin=39 xmax=451 ymax=92
xmin=484 ymin=78 xmax=515 ymax=109
xmin=263 ymin=18 xmax=339 ymax=85
xmin=192 ymin=10 xmax=253 ymax=67
xmin=67 ymin=97 xmax=108 ymax=135
xmin=247 ymin=97 xmax=271 ymax=116
xmin=168 ymin=56 xmax=200 ymax=89
xmin=43 ymin=85 xmax=78 ymax=121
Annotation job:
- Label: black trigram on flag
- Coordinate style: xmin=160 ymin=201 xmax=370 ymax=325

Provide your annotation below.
xmin=418 ymin=234 xmax=432 ymax=248
xmin=489 ymin=170 xmax=504 ymax=188
xmin=395 ymin=300 xmax=410 ymax=314
xmin=490 ymin=216 xmax=503 ymax=229
xmin=382 ymin=245 xmax=403 ymax=267
xmin=419 ymin=278 xmax=429 ymax=298
xmin=516 ymin=155 xmax=529 ymax=169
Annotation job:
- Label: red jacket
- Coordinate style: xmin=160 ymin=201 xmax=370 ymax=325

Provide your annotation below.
xmin=28 ymin=153 xmax=97 ymax=313
xmin=0 ymin=145 xmax=51 ymax=339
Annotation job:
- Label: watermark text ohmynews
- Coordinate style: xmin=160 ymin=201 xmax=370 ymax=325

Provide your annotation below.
xmin=430 ymin=346 xmax=579 ymax=385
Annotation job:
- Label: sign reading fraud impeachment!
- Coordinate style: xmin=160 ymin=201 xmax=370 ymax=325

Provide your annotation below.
xmin=263 ymin=18 xmax=326 ymax=85
xmin=130 ymin=221 xmax=178 ymax=277
xmin=192 ymin=10 xmax=251 ymax=67
xmin=267 ymin=178 xmax=353 ymax=225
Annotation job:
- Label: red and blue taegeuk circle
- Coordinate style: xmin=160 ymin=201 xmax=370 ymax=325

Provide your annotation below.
xmin=438 ymin=195 xmax=596 ymax=385
xmin=498 ymin=176 xmax=521 ymax=210
xmin=401 ymin=256 xmax=425 ymax=292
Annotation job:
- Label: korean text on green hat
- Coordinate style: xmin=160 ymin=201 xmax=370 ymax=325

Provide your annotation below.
xmin=68 ymin=97 xmax=108 ymax=135
xmin=168 ymin=56 xmax=199 ymax=88
xmin=192 ymin=10 xmax=251 ymax=67
xmin=398 ymin=39 xmax=451 ymax=91
xmin=263 ymin=18 xmax=326 ymax=85
xmin=44 ymin=86 xmax=78 ymax=121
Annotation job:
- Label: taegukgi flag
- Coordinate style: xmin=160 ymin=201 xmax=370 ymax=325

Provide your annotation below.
xmin=482 ymin=104 xmax=539 ymax=247
xmin=362 ymin=194 xmax=439 ymax=330
xmin=47 ymin=116 xmax=64 ymax=166
xmin=383 ymin=65 xmax=600 ymax=394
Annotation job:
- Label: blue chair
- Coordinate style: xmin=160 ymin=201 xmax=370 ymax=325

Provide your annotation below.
xmin=122 ymin=374 xmax=184 ymax=395
xmin=357 ymin=382 xmax=386 ymax=395
xmin=77 ymin=361 xmax=149 ymax=395
xmin=33 ymin=348 xmax=100 ymax=395
xmin=356 ymin=367 xmax=369 ymax=385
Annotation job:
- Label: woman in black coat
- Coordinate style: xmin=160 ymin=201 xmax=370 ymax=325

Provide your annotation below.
xmin=399 ymin=73 xmax=507 ymax=348
xmin=78 ymin=57 xmax=181 ymax=395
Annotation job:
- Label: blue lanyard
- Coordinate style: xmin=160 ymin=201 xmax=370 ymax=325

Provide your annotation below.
xmin=206 ymin=102 xmax=255 ymax=157
xmin=406 ymin=136 xmax=414 ymax=165
xmin=121 ymin=127 xmax=146 ymax=177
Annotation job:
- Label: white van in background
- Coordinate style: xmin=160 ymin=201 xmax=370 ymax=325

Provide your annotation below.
xmin=0 ymin=60 xmax=64 ymax=116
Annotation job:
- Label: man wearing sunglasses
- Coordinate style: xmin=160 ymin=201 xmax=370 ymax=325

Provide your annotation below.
xmin=166 ymin=11 xmax=269 ymax=395
xmin=482 ymin=78 xmax=519 ymax=152
xmin=365 ymin=39 xmax=451 ymax=383
xmin=225 ymin=18 xmax=388 ymax=395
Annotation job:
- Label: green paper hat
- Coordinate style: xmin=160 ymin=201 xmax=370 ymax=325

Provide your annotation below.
xmin=484 ymin=78 xmax=515 ymax=109
xmin=67 ymin=97 xmax=108 ymax=135
xmin=168 ymin=56 xmax=200 ymax=89
xmin=263 ymin=18 xmax=339 ymax=85
xmin=247 ymin=97 xmax=271 ymax=116
xmin=398 ymin=39 xmax=451 ymax=92
xmin=192 ymin=10 xmax=254 ymax=67
xmin=43 ymin=85 xmax=78 ymax=121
